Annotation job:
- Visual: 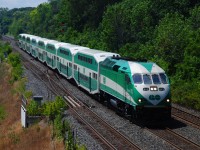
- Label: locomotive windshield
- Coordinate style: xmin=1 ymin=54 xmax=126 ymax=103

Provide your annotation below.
xmin=143 ymin=74 xmax=152 ymax=84
xmin=132 ymin=74 xmax=142 ymax=84
xmin=152 ymin=74 xmax=161 ymax=84
xmin=159 ymin=73 xmax=168 ymax=84
xmin=133 ymin=73 xmax=169 ymax=84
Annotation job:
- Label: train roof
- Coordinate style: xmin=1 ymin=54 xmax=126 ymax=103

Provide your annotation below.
xmin=58 ymin=43 xmax=89 ymax=54
xmin=31 ymin=36 xmax=43 ymax=42
xmin=38 ymin=38 xmax=55 ymax=45
xmin=129 ymin=62 xmax=165 ymax=74
xmin=19 ymin=34 xmax=39 ymax=39
xmin=77 ymin=49 xmax=119 ymax=63
xmin=101 ymin=57 xmax=165 ymax=74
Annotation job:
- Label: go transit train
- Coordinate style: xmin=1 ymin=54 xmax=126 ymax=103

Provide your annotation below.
xmin=18 ymin=33 xmax=171 ymax=121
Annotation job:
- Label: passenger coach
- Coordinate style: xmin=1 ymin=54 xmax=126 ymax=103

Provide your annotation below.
xmin=56 ymin=43 xmax=89 ymax=79
xmin=73 ymin=49 xmax=119 ymax=94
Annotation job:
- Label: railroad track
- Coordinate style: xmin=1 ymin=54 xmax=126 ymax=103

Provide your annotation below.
xmin=45 ymin=69 xmax=140 ymax=149
xmin=4 ymin=36 xmax=140 ymax=150
xmin=4 ymin=35 xmax=200 ymax=150
xmin=145 ymin=127 xmax=200 ymax=150
xmin=172 ymin=106 xmax=200 ymax=130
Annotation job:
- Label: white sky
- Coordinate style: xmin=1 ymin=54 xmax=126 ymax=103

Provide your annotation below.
xmin=0 ymin=0 xmax=48 ymax=9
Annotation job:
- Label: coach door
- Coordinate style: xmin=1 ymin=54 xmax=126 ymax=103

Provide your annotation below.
xmin=58 ymin=58 xmax=61 ymax=72
xmin=67 ymin=62 xmax=69 ymax=76
xmin=125 ymin=74 xmax=131 ymax=101
xmin=42 ymin=51 xmax=46 ymax=62
xmin=89 ymin=73 xmax=91 ymax=92
xmin=78 ymin=68 xmax=80 ymax=84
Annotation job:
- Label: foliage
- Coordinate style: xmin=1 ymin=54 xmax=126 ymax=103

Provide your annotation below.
xmin=27 ymin=100 xmax=40 ymax=116
xmin=24 ymin=90 xmax=33 ymax=99
xmin=101 ymin=0 xmax=154 ymax=52
xmin=54 ymin=114 xmax=69 ymax=139
xmin=8 ymin=53 xmax=23 ymax=82
xmin=0 ymin=41 xmax=12 ymax=61
xmin=42 ymin=96 xmax=66 ymax=119
xmin=8 ymin=52 xmax=20 ymax=67
xmin=153 ymin=13 xmax=189 ymax=76
xmin=54 ymin=114 xmax=63 ymax=138
xmin=172 ymin=79 xmax=200 ymax=110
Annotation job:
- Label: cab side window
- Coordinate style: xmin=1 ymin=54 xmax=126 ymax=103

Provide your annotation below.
xmin=125 ymin=74 xmax=131 ymax=84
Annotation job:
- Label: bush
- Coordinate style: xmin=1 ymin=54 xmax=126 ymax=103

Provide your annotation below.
xmin=8 ymin=53 xmax=21 ymax=67
xmin=172 ymin=79 xmax=200 ymax=110
xmin=42 ymin=96 xmax=66 ymax=119
xmin=8 ymin=53 xmax=23 ymax=83
xmin=27 ymin=100 xmax=40 ymax=116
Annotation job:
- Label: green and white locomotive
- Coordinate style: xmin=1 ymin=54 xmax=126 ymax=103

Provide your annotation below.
xmin=18 ymin=33 xmax=171 ymax=120
xmin=100 ymin=56 xmax=171 ymax=119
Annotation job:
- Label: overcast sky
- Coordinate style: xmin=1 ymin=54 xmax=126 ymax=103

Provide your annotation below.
xmin=0 ymin=0 xmax=48 ymax=9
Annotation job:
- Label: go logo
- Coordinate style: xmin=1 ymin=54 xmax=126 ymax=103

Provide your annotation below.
xmin=149 ymin=95 xmax=161 ymax=100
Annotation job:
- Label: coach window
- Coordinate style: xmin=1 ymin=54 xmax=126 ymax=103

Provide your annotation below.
xmin=93 ymin=73 xmax=97 ymax=80
xmin=74 ymin=64 xmax=77 ymax=70
xmin=69 ymin=62 xmax=72 ymax=68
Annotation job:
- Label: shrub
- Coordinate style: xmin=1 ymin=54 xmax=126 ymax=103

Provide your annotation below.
xmin=42 ymin=96 xmax=66 ymax=119
xmin=172 ymin=79 xmax=200 ymax=110
xmin=7 ymin=53 xmax=23 ymax=83
xmin=27 ymin=100 xmax=40 ymax=116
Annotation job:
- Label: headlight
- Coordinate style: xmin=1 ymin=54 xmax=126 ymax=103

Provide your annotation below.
xmin=150 ymin=86 xmax=158 ymax=91
xmin=166 ymin=99 xmax=170 ymax=102
xmin=138 ymin=99 xmax=142 ymax=103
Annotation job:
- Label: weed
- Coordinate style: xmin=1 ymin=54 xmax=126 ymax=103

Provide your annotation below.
xmin=8 ymin=132 xmax=20 ymax=144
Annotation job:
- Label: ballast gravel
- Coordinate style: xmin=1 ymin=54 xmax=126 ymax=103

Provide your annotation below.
xmin=23 ymin=59 xmax=200 ymax=150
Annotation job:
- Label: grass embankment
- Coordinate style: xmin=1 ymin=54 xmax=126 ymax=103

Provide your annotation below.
xmin=0 ymin=41 xmax=86 ymax=150
xmin=0 ymin=41 xmax=64 ymax=149
xmin=0 ymin=62 xmax=62 ymax=149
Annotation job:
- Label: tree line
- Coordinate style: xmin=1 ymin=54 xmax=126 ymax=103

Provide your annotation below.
xmin=0 ymin=0 xmax=200 ymax=110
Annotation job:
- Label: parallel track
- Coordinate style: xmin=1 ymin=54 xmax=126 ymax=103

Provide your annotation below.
xmin=145 ymin=127 xmax=200 ymax=150
xmin=172 ymin=107 xmax=200 ymax=130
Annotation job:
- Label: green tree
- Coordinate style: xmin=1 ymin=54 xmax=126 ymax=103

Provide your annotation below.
xmin=101 ymin=0 xmax=153 ymax=52
xmin=153 ymin=13 xmax=189 ymax=75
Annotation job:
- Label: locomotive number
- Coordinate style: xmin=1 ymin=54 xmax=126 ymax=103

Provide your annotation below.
xmin=149 ymin=95 xmax=160 ymax=100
